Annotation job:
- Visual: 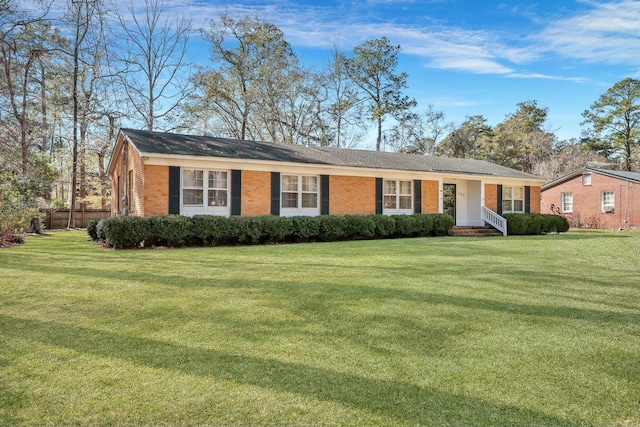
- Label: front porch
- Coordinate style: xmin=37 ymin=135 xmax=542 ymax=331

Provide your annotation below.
xmin=442 ymin=178 xmax=507 ymax=236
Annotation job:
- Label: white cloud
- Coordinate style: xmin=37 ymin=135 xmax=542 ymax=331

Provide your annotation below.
xmin=536 ymin=0 xmax=640 ymax=65
xmin=113 ymin=0 xmax=596 ymax=80
xmin=430 ymin=96 xmax=491 ymax=108
xmin=505 ymin=72 xmax=588 ymax=82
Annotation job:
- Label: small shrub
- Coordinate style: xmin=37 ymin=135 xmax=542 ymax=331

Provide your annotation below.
xmin=343 ymin=215 xmax=376 ymax=239
xmin=239 ymin=217 xmax=265 ymax=244
xmin=100 ymin=216 xmax=148 ymax=248
xmin=87 ymin=219 xmax=99 ymax=241
xmin=147 ymin=215 xmax=192 ymax=247
xmin=96 ymin=218 xmax=108 ymax=241
xmin=414 ymin=214 xmax=434 ymax=237
xmin=432 ymin=214 xmax=455 ymax=236
xmin=191 ymin=215 xmax=231 ymax=245
xmin=289 ymin=216 xmax=320 ymax=242
xmin=393 ymin=215 xmax=421 ymax=237
xmin=261 ymin=215 xmax=291 ymax=243
xmin=371 ymin=215 xmax=396 ymax=238
xmin=318 ymin=215 xmax=349 ymax=242
xmin=547 ymin=214 xmax=570 ymax=233
xmin=225 ymin=216 xmax=249 ymax=244
xmin=504 ymin=214 xmax=569 ymax=235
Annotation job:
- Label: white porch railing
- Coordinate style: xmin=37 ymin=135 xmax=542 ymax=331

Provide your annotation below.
xmin=482 ymin=206 xmax=507 ymax=236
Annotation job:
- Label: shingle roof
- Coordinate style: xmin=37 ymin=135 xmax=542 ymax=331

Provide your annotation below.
xmin=120 ymin=128 xmax=541 ymax=180
xmin=542 ymin=167 xmax=640 ymax=189
xmin=590 ymin=168 xmax=640 ymax=183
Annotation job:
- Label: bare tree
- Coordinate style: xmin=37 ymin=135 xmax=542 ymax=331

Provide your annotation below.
xmin=117 ymin=0 xmax=191 ymax=131
xmin=0 ymin=1 xmax=49 ymax=177
xmin=532 ymin=138 xmax=609 ymax=181
xmin=190 ymin=13 xmax=327 ymax=145
xmin=387 ymin=105 xmax=452 ymax=154
xmin=436 ymin=115 xmax=493 ymax=159
xmin=65 ymin=0 xmax=100 ymax=227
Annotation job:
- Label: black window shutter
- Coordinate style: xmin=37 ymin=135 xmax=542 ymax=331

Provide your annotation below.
xmin=320 ymin=175 xmax=330 ymax=215
xmin=271 ymin=172 xmax=281 ymax=216
xmin=524 ymin=186 xmax=531 ymax=213
xmin=414 ymin=180 xmax=422 ymax=214
xmin=231 ymin=170 xmax=242 ymax=216
xmin=375 ymin=178 xmax=383 ymax=214
xmin=497 ymin=185 xmax=503 ymax=215
xmin=169 ymin=166 xmax=180 ymax=215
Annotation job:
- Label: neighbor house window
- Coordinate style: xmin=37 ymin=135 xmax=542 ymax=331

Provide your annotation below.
xmin=281 ymin=175 xmax=319 ymax=215
xmin=383 ymin=179 xmax=412 ymax=214
xmin=502 ymin=186 xmax=524 ymax=213
xmin=561 ymin=193 xmax=573 ymax=213
xmin=181 ymin=169 xmax=229 ymax=215
xmin=601 ymin=191 xmax=615 ymax=213
xmin=582 ymin=173 xmax=592 ymax=186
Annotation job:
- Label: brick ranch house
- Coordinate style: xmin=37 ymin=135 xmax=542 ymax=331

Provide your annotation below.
xmin=108 ymin=128 xmax=545 ymax=234
xmin=541 ymin=167 xmax=640 ymax=230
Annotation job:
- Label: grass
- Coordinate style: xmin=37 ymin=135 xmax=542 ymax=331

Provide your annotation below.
xmin=1 ymin=230 xmax=639 ymax=426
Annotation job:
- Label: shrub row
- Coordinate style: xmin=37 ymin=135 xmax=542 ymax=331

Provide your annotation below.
xmin=503 ymin=213 xmax=570 ymax=235
xmin=88 ymin=213 xmax=455 ymax=249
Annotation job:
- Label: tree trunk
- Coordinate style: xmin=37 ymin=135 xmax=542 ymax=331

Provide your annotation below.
xmin=376 ymin=115 xmax=382 ymax=151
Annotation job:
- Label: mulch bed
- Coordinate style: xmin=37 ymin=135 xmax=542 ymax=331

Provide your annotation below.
xmin=0 ymin=234 xmax=25 ymax=249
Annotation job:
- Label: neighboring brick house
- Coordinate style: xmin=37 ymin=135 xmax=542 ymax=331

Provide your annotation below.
xmin=541 ymin=168 xmax=640 ymax=230
xmin=108 ymin=129 xmax=544 ymax=232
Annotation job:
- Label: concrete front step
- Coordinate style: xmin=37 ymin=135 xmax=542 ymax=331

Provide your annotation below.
xmin=451 ymin=226 xmax=504 ymax=237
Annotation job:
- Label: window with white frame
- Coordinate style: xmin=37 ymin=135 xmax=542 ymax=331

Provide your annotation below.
xmin=582 ymin=173 xmax=592 ymax=186
xmin=183 ymin=169 xmax=204 ymax=206
xmin=561 ymin=193 xmax=573 ymax=213
xmin=182 ymin=169 xmax=229 ymax=214
xmin=281 ymin=175 xmax=318 ymax=215
xmin=502 ymin=186 xmax=524 ymax=213
xmin=383 ymin=179 xmax=412 ymax=214
xmin=601 ymin=191 xmax=615 ymax=212
xmin=207 ymin=171 xmax=228 ymax=207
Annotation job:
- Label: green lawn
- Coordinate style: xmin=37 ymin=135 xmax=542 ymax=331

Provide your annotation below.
xmin=1 ymin=230 xmax=639 ymax=426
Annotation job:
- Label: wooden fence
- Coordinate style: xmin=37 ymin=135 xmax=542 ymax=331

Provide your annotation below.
xmin=41 ymin=209 xmax=112 ymax=229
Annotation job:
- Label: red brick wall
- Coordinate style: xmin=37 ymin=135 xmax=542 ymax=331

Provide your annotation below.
xmin=529 ymin=186 xmax=541 ymax=214
xmin=144 ymin=165 xmax=169 ymax=217
xmin=110 ymin=141 xmax=145 ymax=216
xmin=329 ymin=176 xmax=376 ymax=215
xmin=241 ymin=170 xmax=271 ymax=216
xmin=485 ymin=184 xmax=498 ymax=212
xmin=541 ymin=172 xmax=638 ymax=229
xmin=482 ymin=184 xmax=541 ymax=214
xmin=422 ymin=180 xmax=439 ymax=213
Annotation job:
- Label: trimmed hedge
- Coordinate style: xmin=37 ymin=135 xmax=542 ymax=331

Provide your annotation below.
xmin=87 ymin=219 xmax=99 ymax=241
xmin=147 ymin=215 xmax=193 ymax=247
xmin=503 ymin=213 xmax=570 ymax=235
xmin=89 ymin=213 xmax=455 ymax=249
xmin=99 ymin=216 xmax=148 ymax=248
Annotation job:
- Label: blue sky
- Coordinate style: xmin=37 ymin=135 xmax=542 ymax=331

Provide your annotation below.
xmin=170 ymin=0 xmax=640 ymax=144
xmin=44 ymin=0 xmax=640 ymax=144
